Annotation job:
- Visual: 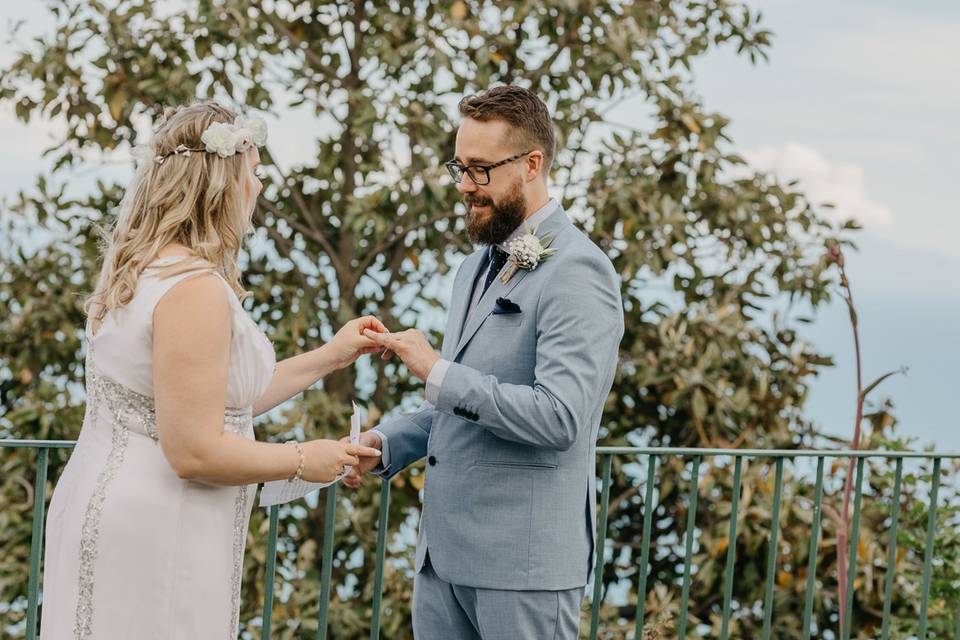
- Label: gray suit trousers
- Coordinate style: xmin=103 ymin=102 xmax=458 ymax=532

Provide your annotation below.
xmin=413 ymin=556 xmax=584 ymax=640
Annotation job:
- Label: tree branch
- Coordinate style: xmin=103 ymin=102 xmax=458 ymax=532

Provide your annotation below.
xmin=251 ymin=209 xmax=312 ymax=292
xmin=357 ymin=211 xmax=460 ymax=275
xmin=262 ymin=10 xmax=327 ymax=72
xmin=273 ymin=190 xmax=347 ymax=278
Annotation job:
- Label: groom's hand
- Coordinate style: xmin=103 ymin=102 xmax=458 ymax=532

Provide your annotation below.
xmin=363 ymin=328 xmax=439 ymax=381
xmin=341 ymin=431 xmax=383 ymax=488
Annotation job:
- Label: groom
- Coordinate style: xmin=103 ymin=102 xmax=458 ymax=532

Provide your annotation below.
xmin=348 ymin=85 xmax=624 ymax=639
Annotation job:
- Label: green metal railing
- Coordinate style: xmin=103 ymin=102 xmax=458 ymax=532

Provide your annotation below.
xmin=3 ymin=440 xmax=960 ymax=639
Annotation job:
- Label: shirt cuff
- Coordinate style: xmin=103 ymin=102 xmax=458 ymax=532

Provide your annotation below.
xmin=369 ymin=428 xmax=390 ymax=475
xmin=425 ymin=358 xmax=451 ymax=405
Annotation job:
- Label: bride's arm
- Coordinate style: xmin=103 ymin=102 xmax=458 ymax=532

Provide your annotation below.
xmin=153 ymin=275 xmax=381 ymax=485
xmin=251 ymin=315 xmax=388 ymax=417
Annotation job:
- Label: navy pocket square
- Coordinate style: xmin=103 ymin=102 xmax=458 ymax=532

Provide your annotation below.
xmin=493 ymin=297 xmax=521 ymax=314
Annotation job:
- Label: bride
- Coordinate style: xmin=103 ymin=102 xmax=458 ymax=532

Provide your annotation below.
xmin=39 ymin=101 xmax=383 ymax=639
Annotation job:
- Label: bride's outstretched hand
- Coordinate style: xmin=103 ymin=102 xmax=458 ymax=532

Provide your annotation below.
xmin=328 ymin=316 xmax=390 ymax=368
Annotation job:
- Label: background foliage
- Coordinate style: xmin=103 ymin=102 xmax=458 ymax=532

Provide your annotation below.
xmin=1 ymin=1 xmax=957 ymax=637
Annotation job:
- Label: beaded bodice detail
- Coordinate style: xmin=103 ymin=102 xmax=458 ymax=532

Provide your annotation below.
xmin=85 ymin=355 xmax=253 ymax=442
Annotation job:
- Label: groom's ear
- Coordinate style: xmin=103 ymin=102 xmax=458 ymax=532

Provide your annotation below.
xmin=525 ymin=150 xmax=546 ymax=182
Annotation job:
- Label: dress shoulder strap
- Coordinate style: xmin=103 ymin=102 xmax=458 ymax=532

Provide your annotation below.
xmin=85 ymin=258 xmax=220 ymax=397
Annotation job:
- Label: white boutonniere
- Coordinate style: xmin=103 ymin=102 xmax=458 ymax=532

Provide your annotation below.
xmin=500 ymin=224 xmax=559 ymax=284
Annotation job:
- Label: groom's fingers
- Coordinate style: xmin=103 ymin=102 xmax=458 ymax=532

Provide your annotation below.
xmin=363 ymin=328 xmax=387 ymax=342
xmin=354 ymin=328 xmax=393 ymax=358
xmin=364 ymin=328 xmax=398 ymax=348
xmin=357 ymin=315 xmax=389 ymax=334
xmin=362 ymin=329 xmax=403 ymax=362
xmin=338 ymin=453 xmax=364 ymax=487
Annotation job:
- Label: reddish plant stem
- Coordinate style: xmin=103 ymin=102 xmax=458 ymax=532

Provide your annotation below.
xmin=834 ymin=248 xmax=864 ymax=637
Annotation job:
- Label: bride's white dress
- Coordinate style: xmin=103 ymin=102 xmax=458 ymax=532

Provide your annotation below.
xmin=40 ymin=257 xmax=276 ymax=639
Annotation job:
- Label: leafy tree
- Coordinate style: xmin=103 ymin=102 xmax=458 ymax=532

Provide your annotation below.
xmin=2 ymin=1 xmax=956 ymax=637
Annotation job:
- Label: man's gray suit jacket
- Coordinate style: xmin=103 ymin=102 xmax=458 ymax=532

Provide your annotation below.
xmin=376 ymin=207 xmax=624 ymax=591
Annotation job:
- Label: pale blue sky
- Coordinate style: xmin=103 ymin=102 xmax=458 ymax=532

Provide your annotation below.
xmin=690 ymin=0 xmax=960 ymax=449
xmin=2 ymin=2 xmax=957 ymax=449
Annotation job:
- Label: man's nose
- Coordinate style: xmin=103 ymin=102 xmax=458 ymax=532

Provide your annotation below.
xmin=456 ymin=173 xmax=479 ymax=194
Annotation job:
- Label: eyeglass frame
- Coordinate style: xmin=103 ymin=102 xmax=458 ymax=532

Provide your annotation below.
xmin=444 ymin=150 xmax=536 ymax=186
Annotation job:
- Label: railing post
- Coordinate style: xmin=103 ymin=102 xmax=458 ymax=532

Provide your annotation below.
xmin=843 ymin=457 xmax=866 ymax=639
xmin=370 ymin=478 xmax=392 ymax=640
xmin=880 ymin=458 xmax=903 ymax=640
xmin=589 ymin=454 xmax=614 ymax=640
xmin=634 ymin=454 xmax=658 ymax=638
xmin=26 ymin=447 xmax=49 ymax=640
xmin=918 ymin=457 xmax=941 ymax=639
xmin=260 ymin=505 xmax=280 ymax=640
xmin=801 ymin=456 xmax=825 ymax=638
xmin=719 ymin=455 xmax=743 ymax=640
xmin=954 ymin=598 xmax=960 ymax=640
xmin=760 ymin=457 xmax=785 ymax=639
xmin=677 ymin=455 xmax=702 ymax=638
xmin=316 ymin=483 xmax=338 ymax=640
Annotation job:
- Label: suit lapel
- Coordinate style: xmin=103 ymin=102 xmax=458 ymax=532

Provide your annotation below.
xmin=442 ymin=250 xmax=487 ymax=358
xmin=449 ymin=207 xmax=574 ymax=361
xmin=453 ymin=266 xmax=529 ymax=360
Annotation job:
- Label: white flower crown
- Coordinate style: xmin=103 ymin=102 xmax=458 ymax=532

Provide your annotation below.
xmin=153 ymin=115 xmax=268 ymax=164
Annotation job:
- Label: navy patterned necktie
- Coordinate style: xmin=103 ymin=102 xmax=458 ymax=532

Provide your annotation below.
xmin=482 ymin=246 xmax=510 ymax=296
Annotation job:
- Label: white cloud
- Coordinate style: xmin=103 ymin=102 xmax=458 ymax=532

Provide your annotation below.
xmin=695 ymin=1 xmax=960 ymax=259
xmin=743 ymin=142 xmax=894 ymax=229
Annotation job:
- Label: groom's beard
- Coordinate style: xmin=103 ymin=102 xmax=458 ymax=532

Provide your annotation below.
xmin=464 ymin=181 xmax=526 ymax=246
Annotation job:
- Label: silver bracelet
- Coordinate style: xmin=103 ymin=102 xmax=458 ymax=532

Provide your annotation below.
xmin=285 ymin=441 xmax=305 ymax=482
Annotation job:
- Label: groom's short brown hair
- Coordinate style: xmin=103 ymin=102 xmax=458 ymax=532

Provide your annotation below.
xmin=458 ymin=85 xmax=556 ymax=175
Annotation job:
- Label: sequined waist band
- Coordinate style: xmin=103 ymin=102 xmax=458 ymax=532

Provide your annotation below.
xmin=87 ymin=369 xmax=252 ymax=442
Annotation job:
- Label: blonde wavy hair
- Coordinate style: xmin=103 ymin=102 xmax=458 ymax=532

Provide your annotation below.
xmin=86 ymin=102 xmax=254 ymax=326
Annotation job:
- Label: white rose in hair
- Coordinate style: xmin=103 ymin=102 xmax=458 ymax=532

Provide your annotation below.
xmin=235 ymin=115 xmax=268 ymax=146
xmin=201 ymin=122 xmax=241 ymax=157
xmin=234 ymin=132 xmax=254 ymax=153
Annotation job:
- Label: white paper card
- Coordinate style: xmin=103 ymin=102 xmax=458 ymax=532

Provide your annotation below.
xmin=258 ymin=401 xmax=363 ymax=508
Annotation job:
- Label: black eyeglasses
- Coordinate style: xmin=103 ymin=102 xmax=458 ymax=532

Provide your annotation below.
xmin=444 ymin=150 xmax=534 ymax=186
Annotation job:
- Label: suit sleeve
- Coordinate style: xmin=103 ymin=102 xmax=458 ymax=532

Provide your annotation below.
xmin=370 ymin=403 xmax=436 ymax=478
xmin=433 ymin=251 xmax=623 ymax=451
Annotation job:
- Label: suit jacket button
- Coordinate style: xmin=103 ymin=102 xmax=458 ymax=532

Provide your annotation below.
xmin=428 ymin=455 xmax=437 ymax=466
